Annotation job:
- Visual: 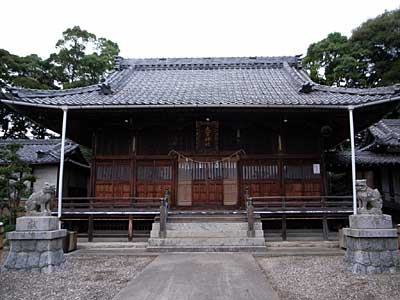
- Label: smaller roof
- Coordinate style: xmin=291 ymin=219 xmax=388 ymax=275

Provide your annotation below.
xmin=330 ymin=150 xmax=400 ymax=166
xmin=0 ymin=139 xmax=85 ymax=165
xmin=365 ymin=119 xmax=400 ymax=149
xmin=329 ymin=119 xmax=400 ymax=167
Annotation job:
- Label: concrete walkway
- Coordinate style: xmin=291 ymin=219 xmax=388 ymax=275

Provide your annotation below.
xmin=113 ymin=253 xmax=280 ymax=300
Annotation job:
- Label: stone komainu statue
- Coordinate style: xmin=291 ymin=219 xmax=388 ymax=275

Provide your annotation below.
xmin=26 ymin=183 xmax=56 ymax=216
xmin=356 ymin=179 xmax=383 ymax=215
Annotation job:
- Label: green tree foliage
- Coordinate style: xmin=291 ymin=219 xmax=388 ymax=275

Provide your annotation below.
xmin=0 ymin=49 xmax=55 ymax=139
xmin=351 ymin=9 xmax=400 ymax=86
xmin=49 ymin=26 xmax=120 ymax=89
xmin=303 ymin=8 xmax=400 ymax=88
xmin=0 ymin=143 xmax=35 ymax=225
xmin=0 ymin=26 xmax=119 ymax=139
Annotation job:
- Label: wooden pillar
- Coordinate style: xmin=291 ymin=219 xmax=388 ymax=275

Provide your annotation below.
xmin=282 ymin=214 xmax=287 ymax=241
xmin=128 ymin=215 xmax=133 ymax=242
xmin=88 ymin=215 xmax=94 ymax=242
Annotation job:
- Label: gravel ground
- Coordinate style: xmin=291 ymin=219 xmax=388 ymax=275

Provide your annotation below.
xmin=0 ymin=253 xmax=154 ymax=300
xmin=258 ymin=256 xmax=400 ymax=300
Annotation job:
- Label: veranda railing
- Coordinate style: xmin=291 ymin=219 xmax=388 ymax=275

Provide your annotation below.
xmin=53 ymin=189 xmax=170 ymax=241
xmin=244 ymin=189 xmax=353 ymax=240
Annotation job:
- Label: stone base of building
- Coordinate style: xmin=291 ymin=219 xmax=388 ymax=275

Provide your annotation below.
xmin=344 ymin=214 xmax=400 ymax=274
xmin=2 ymin=216 xmax=67 ymax=273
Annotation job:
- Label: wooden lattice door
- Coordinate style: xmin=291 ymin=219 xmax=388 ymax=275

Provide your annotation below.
xmin=95 ymin=161 xmax=131 ymax=201
xmin=192 ymin=161 xmax=224 ymax=207
xmin=136 ymin=160 xmax=173 ymax=201
xmin=241 ymin=160 xmax=281 ymax=204
xmin=283 ymin=160 xmax=322 ymax=197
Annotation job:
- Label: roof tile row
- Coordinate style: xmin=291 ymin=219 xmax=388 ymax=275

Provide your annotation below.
xmin=3 ymin=56 xmax=400 ymax=108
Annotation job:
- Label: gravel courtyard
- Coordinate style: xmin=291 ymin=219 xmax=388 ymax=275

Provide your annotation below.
xmin=0 ymin=254 xmax=154 ymax=300
xmin=258 ymin=256 xmax=400 ymax=300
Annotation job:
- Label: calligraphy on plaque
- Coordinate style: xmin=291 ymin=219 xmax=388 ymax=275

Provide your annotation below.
xmin=196 ymin=121 xmax=219 ymax=153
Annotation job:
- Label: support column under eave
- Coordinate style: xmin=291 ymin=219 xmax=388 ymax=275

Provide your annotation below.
xmin=348 ymin=107 xmax=357 ymax=215
xmin=57 ymin=107 xmax=68 ymax=226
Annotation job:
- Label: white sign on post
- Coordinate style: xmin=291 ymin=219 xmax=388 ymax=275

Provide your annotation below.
xmin=313 ymin=164 xmax=320 ymax=174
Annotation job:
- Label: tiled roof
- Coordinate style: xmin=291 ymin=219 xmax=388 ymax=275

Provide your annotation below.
xmin=366 ymin=119 xmax=400 ymax=148
xmin=329 ymin=150 xmax=400 ymax=166
xmin=330 ymin=119 xmax=400 ymax=167
xmin=3 ymin=56 xmax=400 ymax=108
xmin=0 ymin=139 xmax=80 ymax=165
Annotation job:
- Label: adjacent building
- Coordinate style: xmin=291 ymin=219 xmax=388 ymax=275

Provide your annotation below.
xmin=0 ymin=139 xmax=89 ymax=197
xmin=331 ymin=119 xmax=400 ymax=211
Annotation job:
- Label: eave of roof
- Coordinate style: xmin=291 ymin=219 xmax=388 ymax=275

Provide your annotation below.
xmin=2 ymin=56 xmax=400 ymax=110
xmin=0 ymin=139 xmax=88 ymax=166
xmin=328 ymin=150 xmax=400 ymax=166
xmin=367 ymin=119 xmax=400 ymax=148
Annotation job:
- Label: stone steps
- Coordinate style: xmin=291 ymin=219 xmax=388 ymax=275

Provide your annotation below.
xmin=151 ymin=222 xmax=262 ymax=231
xmin=146 ymin=246 xmax=267 ymax=252
xmin=163 ymin=216 xmax=248 ymax=223
xmin=147 ymin=213 xmax=266 ymax=252
xmin=150 ymin=229 xmax=264 ymax=238
xmin=148 ymin=237 xmax=266 ymax=247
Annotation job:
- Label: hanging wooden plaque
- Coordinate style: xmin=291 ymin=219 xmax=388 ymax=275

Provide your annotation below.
xmin=195 ymin=121 xmax=219 ymax=153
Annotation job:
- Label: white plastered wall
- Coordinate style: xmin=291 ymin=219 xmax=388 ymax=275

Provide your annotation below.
xmin=32 ymin=165 xmax=58 ymax=193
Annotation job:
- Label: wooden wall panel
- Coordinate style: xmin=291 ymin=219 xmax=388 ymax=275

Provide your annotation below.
xmin=136 ymin=160 xmax=174 ymax=203
xmin=241 ymin=160 xmax=281 ymax=204
xmin=283 ymin=160 xmax=322 ymax=198
xmin=95 ymin=161 xmax=132 ymax=202
xmin=95 ymin=183 xmax=113 ymax=199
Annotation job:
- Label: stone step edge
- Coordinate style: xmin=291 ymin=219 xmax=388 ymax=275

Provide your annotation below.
xmin=150 ymin=232 xmax=264 ymax=238
xmin=77 ymin=243 xmax=148 ymax=249
xmin=267 ymin=241 xmax=339 ymax=248
xmin=149 ymin=229 xmax=264 ymax=233
xmin=146 ymin=246 xmax=267 ymax=253
xmin=148 ymin=237 xmax=266 ymax=240
xmin=254 ymin=249 xmax=344 ymax=257
xmin=152 ymin=223 xmax=262 ymax=228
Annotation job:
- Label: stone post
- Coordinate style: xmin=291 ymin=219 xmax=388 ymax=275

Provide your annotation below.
xmin=159 ymin=198 xmax=167 ymax=239
xmin=343 ymin=180 xmax=399 ymax=274
xmin=246 ymin=197 xmax=255 ymax=238
xmin=2 ymin=216 xmax=67 ymax=273
xmin=0 ymin=222 xmax=4 ymax=251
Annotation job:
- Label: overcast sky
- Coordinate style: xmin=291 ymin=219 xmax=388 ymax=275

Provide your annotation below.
xmin=1 ymin=0 xmax=399 ymax=59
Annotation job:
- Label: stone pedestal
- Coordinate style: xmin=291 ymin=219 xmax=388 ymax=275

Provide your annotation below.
xmin=397 ymin=224 xmax=400 ymax=250
xmin=344 ymin=214 xmax=399 ymax=274
xmin=2 ymin=216 xmax=67 ymax=273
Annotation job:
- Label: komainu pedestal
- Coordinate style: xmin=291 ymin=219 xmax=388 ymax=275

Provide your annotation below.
xmin=344 ymin=180 xmax=399 ymax=274
xmin=2 ymin=216 xmax=67 ymax=273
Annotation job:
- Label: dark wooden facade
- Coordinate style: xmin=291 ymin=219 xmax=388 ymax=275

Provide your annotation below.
xmin=90 ymin=111 xmax=325 ymax=208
